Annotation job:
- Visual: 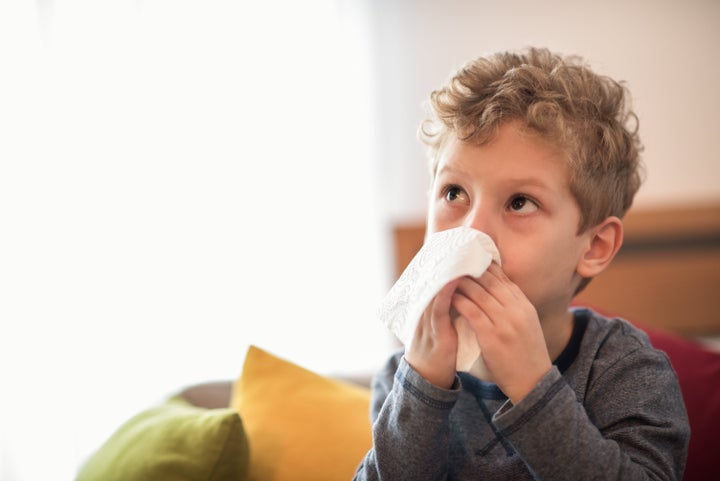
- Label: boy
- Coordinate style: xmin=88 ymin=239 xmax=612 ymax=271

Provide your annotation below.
xmin=354 ymin=48 xmax=689 ymax=480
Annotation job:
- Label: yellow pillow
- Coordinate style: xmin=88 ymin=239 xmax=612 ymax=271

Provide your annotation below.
xmin=231 ymin=345 xmax=372 ymax=481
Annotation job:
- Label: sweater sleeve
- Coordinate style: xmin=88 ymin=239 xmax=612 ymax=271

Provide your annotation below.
xmin=492 ymin=345 xmax=689 ymax=481
xmin=353 ymin=355 xmax=461 ymax=481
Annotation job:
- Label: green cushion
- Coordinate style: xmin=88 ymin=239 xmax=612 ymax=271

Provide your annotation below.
xmin=76 ymin=396 xmax=249 ymax=481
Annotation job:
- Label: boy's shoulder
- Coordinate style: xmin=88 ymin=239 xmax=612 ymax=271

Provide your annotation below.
xmin=570 ymin=307 xmax=673 ymax=387
xmin=575 ymin=307 xmax=655 ymax=354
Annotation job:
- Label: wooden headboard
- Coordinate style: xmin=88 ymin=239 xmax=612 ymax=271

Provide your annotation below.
xmin=392 ymin=202 xmax=720 ymax=338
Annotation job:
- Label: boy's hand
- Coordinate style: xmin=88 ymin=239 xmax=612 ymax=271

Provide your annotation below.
xmin=404 ymin=279 xmax=460 ymax=389
xmin=453 ymin=263 xmax=552 ymax=404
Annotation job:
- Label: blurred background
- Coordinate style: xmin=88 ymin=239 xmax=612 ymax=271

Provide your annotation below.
xmin=1 ymin=1 xmax=718 ymax=480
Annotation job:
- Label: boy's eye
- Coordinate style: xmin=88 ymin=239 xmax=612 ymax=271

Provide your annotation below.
xmin=444 ymin=185 xmax=468 ymax=203
xmin=508 ymin=195 xmax=538 ymax=214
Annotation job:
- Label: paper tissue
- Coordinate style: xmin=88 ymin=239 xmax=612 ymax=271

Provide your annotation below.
xmin=378 ymin=226 xmax=501 ymax=372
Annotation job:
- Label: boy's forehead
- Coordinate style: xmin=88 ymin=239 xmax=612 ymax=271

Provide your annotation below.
xmin=438 ymin=131 xmax=568 ymax=165
xmin=434 ymin=131 xmax=572 ymax=187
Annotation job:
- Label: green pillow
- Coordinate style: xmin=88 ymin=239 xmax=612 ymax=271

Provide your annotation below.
xmin=76 ymin=396 xmax=249 ymax=481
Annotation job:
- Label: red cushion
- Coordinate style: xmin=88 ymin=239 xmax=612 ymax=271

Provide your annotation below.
xmin=640 ymin=325 xmax=720 ymax=481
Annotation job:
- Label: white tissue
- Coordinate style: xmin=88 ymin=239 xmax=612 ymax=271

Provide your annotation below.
xmin=378 ymin=226 xmax=501 ymax=371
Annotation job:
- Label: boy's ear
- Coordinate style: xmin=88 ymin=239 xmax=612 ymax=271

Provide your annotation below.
xmin=576 ymin=216 xmax=623 ymax=278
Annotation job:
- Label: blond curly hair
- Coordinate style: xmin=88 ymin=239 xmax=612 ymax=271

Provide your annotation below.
xmin=420 ymin=47 xmax=644 ymax=233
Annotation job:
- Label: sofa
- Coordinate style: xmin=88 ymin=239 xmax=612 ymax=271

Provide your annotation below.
xmin=74 ymin=322 xmax=720 ymax=481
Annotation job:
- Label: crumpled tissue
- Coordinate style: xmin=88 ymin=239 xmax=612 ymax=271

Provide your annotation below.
xmin=378 ymin=226 xmax=501 ymax=371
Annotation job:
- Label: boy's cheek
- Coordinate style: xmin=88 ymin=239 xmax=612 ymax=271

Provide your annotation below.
xmin=426 ymin=208 xmax=462 ymax=235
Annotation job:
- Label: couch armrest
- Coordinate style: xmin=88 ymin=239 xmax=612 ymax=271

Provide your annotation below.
xmin=179 ymin=374 xmax=373 ymax=409
xmin=179 ymin=381 xmax=233 ymax=409
xmin=642 ymin=324 xmax=720 ymax=481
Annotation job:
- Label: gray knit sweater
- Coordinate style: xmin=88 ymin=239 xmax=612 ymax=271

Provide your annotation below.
xmin=353 ymin=308 xmax=689 ymax=481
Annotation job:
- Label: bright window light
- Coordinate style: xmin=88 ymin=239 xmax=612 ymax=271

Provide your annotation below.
xmin=0 ymin=2 xmax=393 ymax=479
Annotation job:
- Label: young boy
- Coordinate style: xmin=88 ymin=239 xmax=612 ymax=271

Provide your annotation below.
xmin=354 ymin=47 xmax=689 ymax=480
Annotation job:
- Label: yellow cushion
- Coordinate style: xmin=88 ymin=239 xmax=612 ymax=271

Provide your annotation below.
xmin=231 ymin=345 xmax=372 ymax=481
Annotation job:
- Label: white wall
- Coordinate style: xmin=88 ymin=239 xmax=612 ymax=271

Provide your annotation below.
xmin=368 ymin=0 xmax=720 ymax=224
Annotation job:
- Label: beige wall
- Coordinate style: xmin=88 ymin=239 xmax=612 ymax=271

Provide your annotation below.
xmin=368 ymin=0 xmax=720 ymax=222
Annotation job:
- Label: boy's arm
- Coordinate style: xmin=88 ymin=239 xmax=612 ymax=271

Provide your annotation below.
xmin=493 ymin=346 xmax=689 ymax=481
xmin=353 ymin=354 xmax=461 ymax=481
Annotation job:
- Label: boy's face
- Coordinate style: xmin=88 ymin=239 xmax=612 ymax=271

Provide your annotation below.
xmin=427 ymin=121 xmax=592 ymax=321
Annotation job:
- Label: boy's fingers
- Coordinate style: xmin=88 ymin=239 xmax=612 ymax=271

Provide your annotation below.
xmin=431 ymin=280 xmax=458 ymax=323
xmin=456 ymin=276 xmax=502 ymax=317
xmin=480 ymin=263 xmax=521 ymax=302
xmin=452 ymin=288 xmax=492 ymax=332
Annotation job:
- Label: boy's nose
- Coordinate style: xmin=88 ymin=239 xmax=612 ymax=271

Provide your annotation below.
xmin=465 ymin=207 xmax=494 ymax=236
xmin=466 ymin=214 xmax=499 ymax=255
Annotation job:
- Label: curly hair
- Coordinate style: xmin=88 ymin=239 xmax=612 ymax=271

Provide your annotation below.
xmin=420 ymin=47 xmax=644 ymax=233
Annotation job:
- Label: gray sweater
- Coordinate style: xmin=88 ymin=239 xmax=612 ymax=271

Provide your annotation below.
xmin=353 ymin=308 xmax=689 ymax=481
